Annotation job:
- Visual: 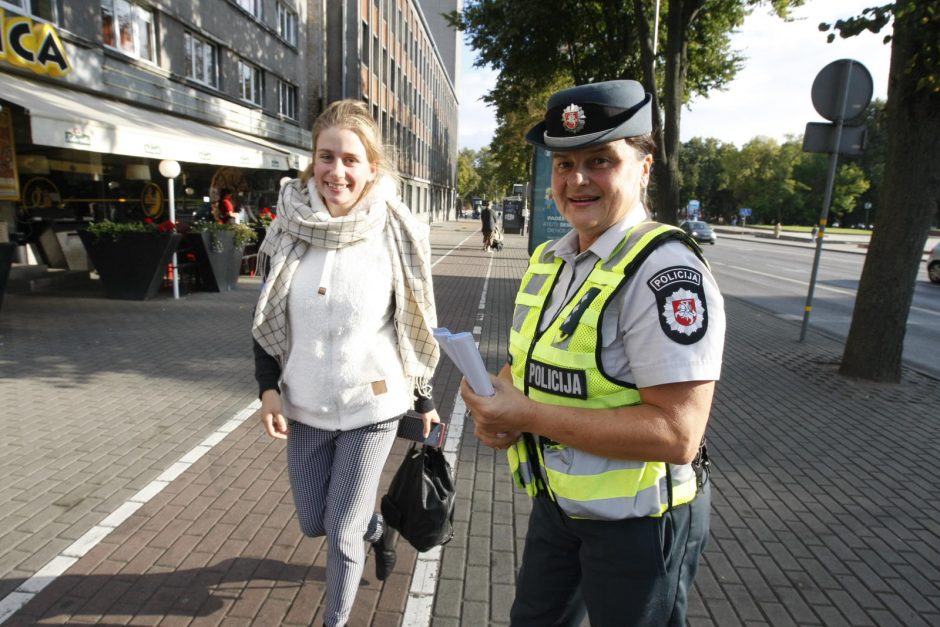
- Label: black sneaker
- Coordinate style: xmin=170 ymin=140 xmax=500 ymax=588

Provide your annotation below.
xmin=372 ymin=527 xmax=398 ymax=581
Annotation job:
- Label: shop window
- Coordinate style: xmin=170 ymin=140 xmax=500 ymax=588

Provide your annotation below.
xmin=101 ymin=0 xmax=154 ymax=62
xmin=236 ymin=0 xmax=261 ymax=19
xmin=1 ymin=0 xmax=58 ymax=22
xmin=276 ymin=2 xmax=297 ymax=46
xmin=277 ymin=80 xmax=297 ymax=120
xmin=238 ymin=58 xmax=263 ymax=106
xmin=183 ymin=32 xmax=218 ymax=88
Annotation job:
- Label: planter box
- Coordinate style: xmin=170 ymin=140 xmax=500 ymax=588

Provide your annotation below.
xmin=185 ymin=231 xmax=245 ymax=292
xmin=0 ymin=243 xmax=13 ymax=312
xmin=78 ymin=230 xmax=181 ymax=300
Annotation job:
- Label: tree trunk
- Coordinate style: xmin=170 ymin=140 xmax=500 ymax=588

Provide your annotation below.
xmin=839 ymin=5 xmax=940 ymax=382
xmin=656 ymin=0 xmax=704 ymax=226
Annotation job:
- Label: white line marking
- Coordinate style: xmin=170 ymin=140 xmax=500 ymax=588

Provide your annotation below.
xmin=0 ymin=399 xmax=262 ymax=625
xmin=403 ymin=249 xmax=494 ymax=627
xmin=432 ymin=231 xmax=477 ymax=268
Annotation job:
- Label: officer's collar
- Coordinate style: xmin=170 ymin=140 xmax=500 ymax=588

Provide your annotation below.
xmin=549 ymin=205 xmax=648 ymax=262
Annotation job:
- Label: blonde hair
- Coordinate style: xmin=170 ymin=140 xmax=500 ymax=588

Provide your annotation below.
xmin=300 ymin=100 xmax=398 ymax=196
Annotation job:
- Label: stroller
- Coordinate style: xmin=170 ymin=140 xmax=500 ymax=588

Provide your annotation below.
xmin=486 ymin=222 xmax=503 ymax=252
xmin=481 ymin=206 xmax=504 ymax=252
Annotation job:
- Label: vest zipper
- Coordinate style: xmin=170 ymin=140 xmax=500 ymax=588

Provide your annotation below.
xmin=521 ymin=257 xmax=567 ymax=496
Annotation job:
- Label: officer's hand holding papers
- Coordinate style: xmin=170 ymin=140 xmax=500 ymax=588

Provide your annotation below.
xmin=432 ymin=328 xmax=495 ymax=396
xmin=436 ymin=328 xmax=521 ymax=449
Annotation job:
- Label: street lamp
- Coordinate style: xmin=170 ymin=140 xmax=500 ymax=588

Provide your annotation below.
xmin=158 ymin=160 xmax=182 ymax=300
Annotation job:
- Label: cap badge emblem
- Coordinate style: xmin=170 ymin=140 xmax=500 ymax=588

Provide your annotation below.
xmin=561 ymin=104 xmax=586 ymax=134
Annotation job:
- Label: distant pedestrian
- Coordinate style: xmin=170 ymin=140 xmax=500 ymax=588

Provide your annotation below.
xmin=461 ymin=79 xmax=726 ymax=627
xmin=774 ymin=221 xmax=782 ymax=238
xmin=218 ymin=188 xmax=236 ymax=224
xmin=480 ymin=203 xmax=494 ymax=250
xmin=251 ymin=99 xmax=441 ymax=627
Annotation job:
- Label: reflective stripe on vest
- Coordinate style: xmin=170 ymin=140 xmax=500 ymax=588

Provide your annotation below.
xmin=507 ymin=222 xmax=703 ymax=519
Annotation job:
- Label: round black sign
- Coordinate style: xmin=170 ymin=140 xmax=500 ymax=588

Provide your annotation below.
xmin=811 ymin=59 xmax=873 ymax=122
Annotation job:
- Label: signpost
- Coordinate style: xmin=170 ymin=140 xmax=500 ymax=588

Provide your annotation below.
xmin=799 ymin=59 xmax=872 ymax=342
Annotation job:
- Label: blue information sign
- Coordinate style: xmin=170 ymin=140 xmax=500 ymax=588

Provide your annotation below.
xmin=528 ymin=148 xmax=573 ymax=254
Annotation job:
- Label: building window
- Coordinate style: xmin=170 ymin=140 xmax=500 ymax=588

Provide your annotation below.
xmin=372 ymin=35 xmax=379 ymax=77
xmin=236 ymin=0 xmax=261 ymax=18
xmin=361 ymin=22 xmax=369 ymax=66
xmin=183 ymin=32 xmax=218 ymax=87
xmin=276 ymin=2 xmax=297 ymax=46
xmin=238 ymin=59 xmax=263 ymax=105
xmin=101 ymin=0 xmax=154 ymax=62
xmin=277 ymin=80 xmax=297 ymax=119
xmin=1 ymin=0 xmax=58 ymax=22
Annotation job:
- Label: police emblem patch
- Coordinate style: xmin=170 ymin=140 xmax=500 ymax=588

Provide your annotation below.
xmin=561 ymin=103 xmax=586 ymax=133
xmin=647 ymin=266 xmax=708 ymax=344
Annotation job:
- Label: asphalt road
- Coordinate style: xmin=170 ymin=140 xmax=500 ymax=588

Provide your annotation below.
xmin=702 ymin=237 xmax=940 ymax=378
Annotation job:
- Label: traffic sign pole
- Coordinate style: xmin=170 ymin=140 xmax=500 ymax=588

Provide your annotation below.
xmin=800 ymin=60 xmax=871 ymax=342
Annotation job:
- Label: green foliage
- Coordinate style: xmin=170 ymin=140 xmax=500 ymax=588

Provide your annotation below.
xmin=84 ymin=219 xmax=175 ymax=242
xmin=450 ymin=0 xmax=804 ymax=224
xmin=457 ymin=148 xmax=482 ymax=206
xmin=456 ymin=148 xmax=505 ymax=205
xmin=189 ymin=221 xmax=258 ymax=249
xmin=820 ymin=0 xmax=939 ymax=94
xmin=679 ymin=131 xmax=876 ymax=227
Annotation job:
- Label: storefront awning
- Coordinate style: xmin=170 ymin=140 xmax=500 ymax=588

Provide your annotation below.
xmin=1 ymin=72 xmax=309 ymax=171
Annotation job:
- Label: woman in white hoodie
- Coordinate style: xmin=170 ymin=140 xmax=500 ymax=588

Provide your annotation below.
xmin=251 ymin=100 xmax=440 ymax=627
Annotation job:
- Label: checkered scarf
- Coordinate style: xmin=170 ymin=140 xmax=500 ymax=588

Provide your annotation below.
xmin=251 ymin=177 xmax=439 ymax=395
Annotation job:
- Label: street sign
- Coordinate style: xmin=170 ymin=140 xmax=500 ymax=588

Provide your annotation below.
xmin=803 ymin=122 xmax=867 ymax=155
xmin=801 ymin=59 xmax=873 ymax=343
xmin=811 ymin=59 xmax=873 ymax=122
xmin=739 ymin=208 xmax=752 ymax=217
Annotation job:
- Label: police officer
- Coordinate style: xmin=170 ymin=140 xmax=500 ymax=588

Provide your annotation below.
xmin=461 ymin=79 xmax=725 ymax=627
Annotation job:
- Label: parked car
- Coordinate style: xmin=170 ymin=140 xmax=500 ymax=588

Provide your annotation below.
xmin=927 ymin=242 xmax=940 ymax=284
xmin=679 ymin=220 xmax=717 ymax=245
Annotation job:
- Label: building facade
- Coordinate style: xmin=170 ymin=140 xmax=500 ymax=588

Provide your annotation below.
xmin=322 ymin=0 xmax=459 ymax=221
xmin=0 ymin=0 xmax=459 ymax=280
xmin=0 ymin=0 xmax=315 ymax=270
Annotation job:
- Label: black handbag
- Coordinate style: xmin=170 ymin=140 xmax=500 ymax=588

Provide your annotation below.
xmin=381 ymin=443 xmax=456 ymax=552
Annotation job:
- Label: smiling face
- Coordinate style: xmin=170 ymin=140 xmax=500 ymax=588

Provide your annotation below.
xmin=551 ymin=139 xmax=652 ymax=251
xmin=313 ymin=126 xmax=377 ymax=216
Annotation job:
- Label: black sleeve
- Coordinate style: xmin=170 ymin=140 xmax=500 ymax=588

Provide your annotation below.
xmin=253 ymin=338 xmax=281 ymax=398
xmin=413 ymin=386 xmax=435 ymax=414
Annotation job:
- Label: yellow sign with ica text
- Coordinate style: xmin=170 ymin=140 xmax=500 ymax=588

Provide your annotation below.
xmin=0 ymin=9 xmax=72 ymax=77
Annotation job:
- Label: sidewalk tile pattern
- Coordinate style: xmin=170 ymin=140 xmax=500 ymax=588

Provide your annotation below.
xmin=0 ymin=220 xmax=938 ymax=626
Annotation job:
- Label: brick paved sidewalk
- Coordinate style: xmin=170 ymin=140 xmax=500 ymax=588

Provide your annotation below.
xmin=2 ymin=219 xmax=939 ymax=626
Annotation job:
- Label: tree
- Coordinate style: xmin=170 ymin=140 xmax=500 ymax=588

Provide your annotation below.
xmin=457 ymin=148 xmax=482 ymax=210
xmin=679 ymin=137 xmax=736 ymax=220
xmin=456 ymin=147 xmax=504 ymax=206
xmin=450 ymin=0 xmax=803 ymax=224
xmin=791 ymin=153 xmax=870 ymax=226
xmin=829 ymin=1 xmax=940 ymax=382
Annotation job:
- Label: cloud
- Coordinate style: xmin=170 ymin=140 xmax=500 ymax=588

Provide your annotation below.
xmin=681 ymin=0 xmax=890 ymax=146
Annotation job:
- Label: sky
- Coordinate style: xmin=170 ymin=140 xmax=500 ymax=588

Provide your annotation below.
xmin=456 ymin=0 xmax=891 ymax=150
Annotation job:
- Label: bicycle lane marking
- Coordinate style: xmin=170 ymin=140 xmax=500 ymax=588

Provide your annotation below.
xmin=403 ymin=240 xmax=493 ymax=627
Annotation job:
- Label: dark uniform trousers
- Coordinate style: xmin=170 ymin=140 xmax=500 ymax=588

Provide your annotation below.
xmin=510 ymin=476 xmax=711 ymax=627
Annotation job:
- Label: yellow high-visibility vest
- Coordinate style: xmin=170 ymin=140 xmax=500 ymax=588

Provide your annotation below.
xmin=507 ymin=222 xmax=703 ymax=519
